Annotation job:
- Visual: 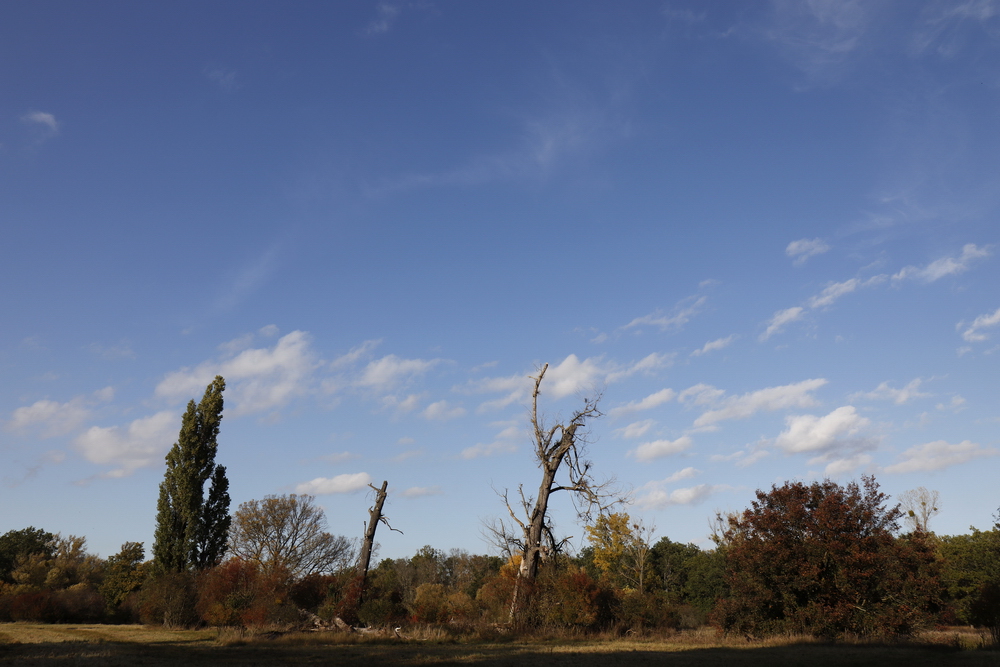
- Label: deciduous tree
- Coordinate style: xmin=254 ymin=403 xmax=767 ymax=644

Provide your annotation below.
xmin=585 ymin=512 xmax=655 ymax=592
xmin=99 ymin=542 xmax=147 ymax=610
xmin=0 ymin=527 xmax=53 ymax=583
xmin=899 ymin=487 xmax=940 ymax=533
xmin=152 ymin=375 xmax=231 ymax=572
xmin=715 ymin=476 xmax=940 ymax=638
xmin=228 ymin=494 xmax=355 ymax=581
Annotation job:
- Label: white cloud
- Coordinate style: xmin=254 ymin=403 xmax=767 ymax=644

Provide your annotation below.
xmin=156 ymin=331 xmax=318 ymax=416
xmin=764 ymin=0 xmax=871 ymax=80
xmin=629 ymin=436 xmax=692 ymax=462
xmin=959 ymin=306 xmax=1000 ymax=342
xmin=330 ymin=339 xmax=382 ymax=369
xmin=807 ymin=275 xmax=886 ymax=309
xmin=539 ymin=356 xmax=605 ymax=397
xmin=786 ymin=238 xmax=830 ymax=265
xmin=320 ymin=451 xmax=359 ymax=464
xmin=460 ymin=441 xmax=517 ymax=459
xmin=461 ymin=424 xmax=520 ymax=459
xmin=424 ymin=400 xmax=466 ymax=421
xmin=711 ymin=449 xmax=770 ymax=468
xmin=678 ymin=383 xmax=725 ymax=406
xmin=936 ymin=395 xmax=966 ymax=412
xmin=774 ymin=405 xmax=871 ymax=455
xmin=609 ymin=388 xmax=676 ymax=418
xmin=636 ymin=483 xmax=728 ymax=510
xmin=760 ymin=307 xmax=805 ymax=341
xmin=884 ymin=440 xmax=998 ymax=473
xmin=400 ymin=486 xmax=442 ymax=498
xmin=615 ymin=419 xmax=655 ymax=439
xmin=622 ymin=297 xmax=706 ymax=333
xmin=204 ymin=65 xmax=239 ymax=92
xmin=691 ymin=335 xmax=736 ymax=357
xmin=607 ymin=352 xmax=674 ymax=382
xmin=295 ymin=472 xmax=372 ymax=495
xmin=381 ymin=393 xmax=423 ymax=413
xmin=357 ymin=354 xmax=442 ymax=391
xmin=468 ymin=353 xmax=678 ymax=414
xmin=665 ymin=466 xmax=699 ymax=483
xmin=74 ymin=411 xmax=177 ymax=477
xmin=822 ymin=453 xmax=873 ymax=476
xmin=8 ymin=387 xmax=114 ymax=438
xmin=21 ymin=111 xmax=60 ymax=140
xmin=852 ymin=378 xmax=930 ymax=405
xmin=9 ymin=399 xmax=90 ymax=437
xmin=391 ymin=449 xmax=423 ymax=463
xmin=364 ymin=2 xmax=400 ymax=35
xmin=892 ymin=243 xmax=991 ymax=283
xmin=694 ymin=378 xmax=827 ymax=428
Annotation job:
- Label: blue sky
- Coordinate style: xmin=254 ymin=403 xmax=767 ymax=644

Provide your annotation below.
xmin=3 ymin=1 xmax=1000 ymax=560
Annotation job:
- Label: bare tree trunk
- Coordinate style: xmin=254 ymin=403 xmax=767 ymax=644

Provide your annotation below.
xmin=356 ymin=480 xmax=389 ymax=588
xmin=498 ymin=364 xmax=619 ymax=622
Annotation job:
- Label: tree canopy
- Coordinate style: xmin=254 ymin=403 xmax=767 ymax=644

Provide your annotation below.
xmin=152 ymin=375 xmax=231 ymax=572
xmin=714 ymin=476 xmax=939 ymax=638
xmin=228 ymin=494 xmax=355 ymax=580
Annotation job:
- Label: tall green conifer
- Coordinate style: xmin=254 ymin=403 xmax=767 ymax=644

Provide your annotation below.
xmin=152 ymin=375 xmax=231 ymax=571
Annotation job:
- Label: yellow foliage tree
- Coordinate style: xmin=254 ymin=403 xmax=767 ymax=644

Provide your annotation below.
xmin=585 ymin=512 xmax=655 ymax=592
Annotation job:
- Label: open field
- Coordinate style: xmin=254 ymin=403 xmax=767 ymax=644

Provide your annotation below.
xmin=2 ymin=624 xmax=999 ymax=666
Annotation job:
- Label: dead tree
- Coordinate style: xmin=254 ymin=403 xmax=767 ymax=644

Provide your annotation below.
xmin=356 ymin=480 xmax=401 ymax=589
xmin=498 ymin=363 xmax=621 ymax=616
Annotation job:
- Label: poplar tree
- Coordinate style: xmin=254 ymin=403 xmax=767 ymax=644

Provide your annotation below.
xmin=152 ymin=375 xmax=231 ymax=572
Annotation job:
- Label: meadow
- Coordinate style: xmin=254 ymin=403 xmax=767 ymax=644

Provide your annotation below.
xmin=2 ymin=624 xmax=999 ymax=666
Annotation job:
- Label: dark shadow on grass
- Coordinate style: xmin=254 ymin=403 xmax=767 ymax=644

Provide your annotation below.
xmin=1 ymin=639 xmax=996 ymax=667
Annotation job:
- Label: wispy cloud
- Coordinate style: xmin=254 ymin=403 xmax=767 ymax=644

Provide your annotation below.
xmin=356 ymin=355 xmax=443 ymax=392
xmin=615 ymin=419 xmax=656 ymax=439
xmin=423 ymin=400 xmax=466 ymax=421
xmin=959 ymin=306 xmax=1000 ymax=342
xmin=635 ymin=482 xmax=731 ymax=510
xmin=401 ymin=485 xmax=443 ymax=498
xmin=8 ymin=387 xmax=114 ymax=438
xmin=629 ymin=435 xmax=692 ymax=462
xmin=364 ymin=2 xmax=400 ymax=36
xmin=762 ymin=0 xmax=872 ymax=82
xmin=786 ymin=237 xmax=831 ymax=265
xmin=621 ymin=297 xmax=706 ymax=334
xmin=461 ymin=423 xmax=520 ymax=460
xmin=664 ymin=466 xmax=700 ymax=483
xmin=760 ymin=306 xmax=805 ymax=341
xmin=609 ymin=388 xmax=676 ymax=418
xmin=710 ymin=448 xmax=770 ymax=468
xmin=691 ymin=335 xmax=737 ymax=357
xmin=21 ymin=111 xmax=60 ymax=143
xmin=204 ymin=65 xmax=239 ymax=92
xmin=884 ymin=439 xmax=998 ymax=473
xmin=851 ymin=378 xmax=930 ymax=405
xmin=807 ymin=275 xmax=887 ymax=309
xmin=465 ymin=353 xmax=665 ymax=413
xmin=693 ymin=378 xmax=827 ymax=428
xmin=295 ymin=472 xmax=372 ymax=494
xmin=892 ymin=243 xmax=991 ymax=283
xmin=156 ymin=331 xmax=319 ymax=416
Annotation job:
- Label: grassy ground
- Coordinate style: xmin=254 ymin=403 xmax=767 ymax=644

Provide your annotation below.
xmin=1 ymin=624 xmax=999 ymax=666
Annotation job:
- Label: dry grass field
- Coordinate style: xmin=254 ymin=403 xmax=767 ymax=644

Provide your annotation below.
xmin=2 ymin=624 xmax=999 ymax=666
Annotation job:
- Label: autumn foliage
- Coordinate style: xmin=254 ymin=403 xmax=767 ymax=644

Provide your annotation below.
xmin=713 ymin=476 xmax=940 ymax=638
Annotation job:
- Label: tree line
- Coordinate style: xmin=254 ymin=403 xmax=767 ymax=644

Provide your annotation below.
xmin=0 ymin=372 xmax=998 ymax=640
